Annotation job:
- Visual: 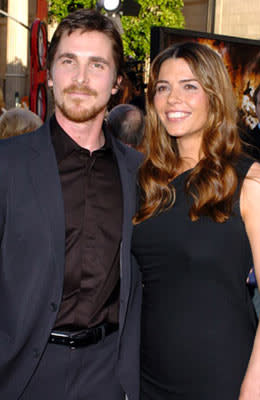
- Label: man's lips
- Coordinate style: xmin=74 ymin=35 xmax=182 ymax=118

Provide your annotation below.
xmin=67 ymin=92 xmax=92 ymax=97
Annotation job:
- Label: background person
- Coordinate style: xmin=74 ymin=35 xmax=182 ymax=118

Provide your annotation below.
xmin=0 ymin=87 xmax=6 ymax=116
xmin=106 ymin=103 xmax=145 ymax=149
xmin=248 ymin=84 xmax=260 ymax=158
xmin=241 ymin=84 xmax=260 ymax=159
xmin=132 ymin=42 xmax=260 ymax=400
xmin=0 ymin=9 xmax=142 ymax=399
xmin=0 ymin=108 xmax=43 ymax=138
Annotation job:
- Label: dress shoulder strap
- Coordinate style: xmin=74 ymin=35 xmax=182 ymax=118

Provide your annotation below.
xmin=235 ymin=156 xmax=255 ymax=180
xmin=233 ymin=156 xmax=255 ymax=203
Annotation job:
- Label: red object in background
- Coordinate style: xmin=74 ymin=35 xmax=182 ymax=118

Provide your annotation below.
xmin=37 ymin=0 xmax=48 ymax=21
xmin=29 ymin=19 xmax=48 ymax=121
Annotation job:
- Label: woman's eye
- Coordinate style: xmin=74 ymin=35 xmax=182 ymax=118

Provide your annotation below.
xmin=184 ymin=84 xmax=197 ymax=90
xmin=156 ymin=85 xmax=169 ymax=93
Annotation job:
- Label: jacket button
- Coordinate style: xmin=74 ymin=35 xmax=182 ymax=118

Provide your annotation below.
xmin=33 ymin=348 xmax=40 ymax=358
xmin=50 ymin=302 xmax=57 ymax=312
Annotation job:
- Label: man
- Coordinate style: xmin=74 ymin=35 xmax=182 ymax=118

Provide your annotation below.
xmin=244 ymin=84 xmax=260 ymax=159
xmin=250 ymin=84 xmax=260 ymax=152
xmin=0 ymin=9 xmax=142 ymax=399
xmin=106 ymin=104 xmax=145 ymax=149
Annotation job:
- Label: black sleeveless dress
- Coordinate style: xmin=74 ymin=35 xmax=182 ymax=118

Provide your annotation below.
xmin=132 ymin=159 xmax=257 ymax=400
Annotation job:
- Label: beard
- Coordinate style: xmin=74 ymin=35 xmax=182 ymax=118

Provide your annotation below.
xmin=54 ymin=84 xmax=107 ymax=123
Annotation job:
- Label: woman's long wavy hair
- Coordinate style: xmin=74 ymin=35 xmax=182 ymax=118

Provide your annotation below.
xmin=133 ymin=42 xmax=242 ymax=224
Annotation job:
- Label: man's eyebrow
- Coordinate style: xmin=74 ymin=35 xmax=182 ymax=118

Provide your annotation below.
xmin=57 ymin=52 xmax=76 ymax=60
xmin=89 ymin=56 xmax=109 ymax=65
xmin=57 ymin=54 xmax=110 ymax=66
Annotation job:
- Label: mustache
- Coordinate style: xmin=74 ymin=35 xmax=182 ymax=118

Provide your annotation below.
xmin=64 ymin=85 xmax=97 ymax=96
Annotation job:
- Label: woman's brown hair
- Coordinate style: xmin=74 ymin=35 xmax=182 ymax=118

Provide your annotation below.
xmin=134 ymin=42 xmax=242 ymax=224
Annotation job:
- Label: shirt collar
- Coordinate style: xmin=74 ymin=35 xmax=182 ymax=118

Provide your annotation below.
xmin=50 ymin=114 xmax=113 ymax=164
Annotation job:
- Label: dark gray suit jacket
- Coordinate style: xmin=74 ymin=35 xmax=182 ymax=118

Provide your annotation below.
xmin=0 ymin=120 xmax=142 ymax=399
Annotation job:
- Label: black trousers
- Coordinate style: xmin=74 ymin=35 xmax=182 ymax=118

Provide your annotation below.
xmin=20 ymin=331 xmax=124 ymax=400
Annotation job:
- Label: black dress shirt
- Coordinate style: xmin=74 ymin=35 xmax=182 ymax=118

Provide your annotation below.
xmin=50 ymin=115 xmax=123 ymax=329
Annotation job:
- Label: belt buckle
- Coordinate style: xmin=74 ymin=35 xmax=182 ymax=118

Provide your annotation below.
xmin=68 ymin=330 xmax=88 ymax=349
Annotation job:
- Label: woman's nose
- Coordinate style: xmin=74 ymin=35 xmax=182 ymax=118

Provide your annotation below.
xmin=167 ymin=88 xmax=182 ymax=104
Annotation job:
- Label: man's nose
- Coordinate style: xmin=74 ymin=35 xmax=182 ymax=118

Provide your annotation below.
xmin=72 ymin=64 xmax=89 ymax=85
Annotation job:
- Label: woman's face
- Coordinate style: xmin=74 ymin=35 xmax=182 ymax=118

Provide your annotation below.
xmin=153 ymin=57 xmax=209 ymax=149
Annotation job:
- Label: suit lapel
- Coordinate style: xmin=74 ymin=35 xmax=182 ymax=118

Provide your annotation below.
xmin=111 ymin=135 xmax=142 ymax=331
xmin=111 ymin=135 xmax=140 ymax=247
xmin=28 ymin=122 xmax=65 ymax=282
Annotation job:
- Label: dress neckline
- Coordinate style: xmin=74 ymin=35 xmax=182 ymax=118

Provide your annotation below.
xmin=171 ymin=168 xmax=193 ymax=183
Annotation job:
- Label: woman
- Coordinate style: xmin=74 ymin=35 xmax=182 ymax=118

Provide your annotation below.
xmin=132 ymin=42 xmax=260 ymax=399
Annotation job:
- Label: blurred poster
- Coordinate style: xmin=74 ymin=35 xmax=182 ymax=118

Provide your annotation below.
xmin=150 ymin=27 xmax=260 ymax=129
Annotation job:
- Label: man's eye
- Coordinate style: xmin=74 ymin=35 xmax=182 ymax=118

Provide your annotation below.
xmin=62 ymin=59 xmax=73 ymax=65
xmin=92 ymin=63 xmax=104 ymax=70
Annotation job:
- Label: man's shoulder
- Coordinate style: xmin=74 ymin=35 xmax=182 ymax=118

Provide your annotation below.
xmin=123 ymin=142 xmax=143 ymax=162
xmin=112 ymin=137 xmax=143 ymax=171
xmin=0 ymin=120 xmax=50 ymax=154
xmin=111 ymin=135 xmax=143 ymax=160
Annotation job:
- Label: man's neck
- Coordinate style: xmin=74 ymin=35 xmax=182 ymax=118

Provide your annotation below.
xmin=55 ymin=110 xmax=106 ymax=152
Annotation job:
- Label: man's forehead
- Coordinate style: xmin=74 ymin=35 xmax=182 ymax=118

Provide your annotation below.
xmin=59 ymin=29 xmax=111 ymax=44
xmin=56 ymin=29 xmax=113 ymax=55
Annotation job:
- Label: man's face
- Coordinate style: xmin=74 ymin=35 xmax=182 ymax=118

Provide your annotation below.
xmin=48 ymin=29 xmax=120 ymax=123
xmin=256 ymin=91 xmax=260 ymax=123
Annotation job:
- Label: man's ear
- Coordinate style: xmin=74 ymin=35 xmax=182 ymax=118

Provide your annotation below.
xmin=47 ymin=70 xmax=53 ymax=88
xmin=111 ymin=75 xmax=123 ymax=95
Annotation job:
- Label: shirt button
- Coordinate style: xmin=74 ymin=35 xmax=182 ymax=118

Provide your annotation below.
xmin=50 ymin=302 xmax=58 ymax=312
xmin=86 ymin=235 xmax=95 ymax=241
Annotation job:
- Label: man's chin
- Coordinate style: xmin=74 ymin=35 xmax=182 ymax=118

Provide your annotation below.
xmin=57 ymin=104 xmax=106 ymax=123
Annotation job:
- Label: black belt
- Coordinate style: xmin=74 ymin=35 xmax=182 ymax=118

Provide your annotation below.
xmin=49 ymin=323 xmax=118 ymax=348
